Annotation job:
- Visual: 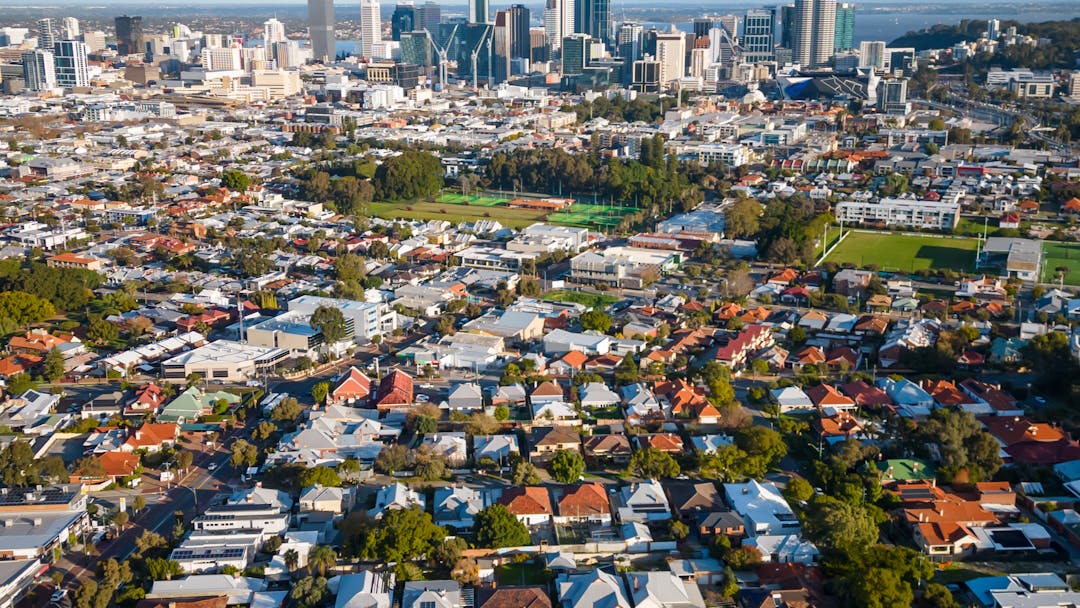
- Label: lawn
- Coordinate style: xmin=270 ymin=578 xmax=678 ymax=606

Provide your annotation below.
xmin=547 ymin=203 xmax=639 ymax=228
xmin=495 ymin=563 xmax=553 ymax=586
xmin=1041 ymin=241 xmax=1080 ymax=286
xmin=369 ymin=201 xmax=546 ymax=229
xmin=824 ymin=231 xmax=979 ymax=273
xmin=434 ymin=193 xmax=509 ymax=207
xmin=543 ymin=289 xmax=620 ymax=309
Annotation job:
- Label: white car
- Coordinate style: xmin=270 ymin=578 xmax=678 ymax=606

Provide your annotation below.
xmin=51 ymin=589 xmax=68 ymax=604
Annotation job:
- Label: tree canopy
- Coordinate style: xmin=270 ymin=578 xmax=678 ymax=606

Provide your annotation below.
xmin=473 ymin=504 xmax=531 ymax=548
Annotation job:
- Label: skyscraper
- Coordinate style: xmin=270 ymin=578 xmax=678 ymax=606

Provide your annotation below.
xmin=575 ymin=0 xmax=611 ymax=45
xmin=400 ymin=30 xmax=432 ymax=66
xmin=791 ymin=0 xmax=835 ymax=67
xmin=492 ymin=9 xmax=511 ymax=82
xmin=742 ymin=7 xmax=775 ymax=63
xmin=469 ymin=0 xmax=490 ymax=25
xmin=544 ymin=0 xmax=573 ymax=52
xmin=272 ymin=40 xmax=303 ymax=68
xmin=561 ymin=33 xmax=589 ymax=75
xmin=858 ymin=39 xmax=885 ymax=69
xmin=834 ymin=2 xmax=854 ymax=52
xmin=692 ymin=18 xmax=714 ymax=40
xmin=417 ymin=2 xmax=442 ymax=32
xmin=22 ymin=49 xmax=56 ymax=91
xmin=392 ymin=3 xmax=416 ymax=41
xmin=360 ymin=0 xmax=383 ymax=58
xmin=655 ymin=30 xmax=685 ymax=89
xmin=508 ymin=4 xmax=530 ymax=60
xmin=264 ymin=18 xmax=286 ymax=46
xmin=114 ymin=15 xmax=142 ymax=56
xmin=61 ymin=18 xmax=80 ymax=41
xmin=54 ymin=40 xmax=89 ymax=87
xmin=37 ymin=18 xmax=56 ymax=51
xmin=529 ymin=27 xmax=549 ymax=62
xmin=307 ymin=0 xmax=335 ymax=62
xmin=779 ymin=4 xmax=796 ymax=49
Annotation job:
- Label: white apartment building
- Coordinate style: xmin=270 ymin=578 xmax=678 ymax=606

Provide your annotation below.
xmin=835 ymin=198 xmax=960 ymax=230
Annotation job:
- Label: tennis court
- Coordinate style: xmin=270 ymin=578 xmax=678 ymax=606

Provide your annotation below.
xmin=435 ymin=193 xmax=509 ymax=207
xmin=548 ymin=203 xmax=639 ymax=228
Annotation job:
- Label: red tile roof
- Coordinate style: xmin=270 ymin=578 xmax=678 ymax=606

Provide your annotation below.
xmin=499 ymin=486 xmax=553 ymax=515
xmin=557 ymin=483 xmax=610 ymax=517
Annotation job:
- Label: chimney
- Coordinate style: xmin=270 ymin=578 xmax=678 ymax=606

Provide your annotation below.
xmin=634 ymin=578 xmax=639 ymax=591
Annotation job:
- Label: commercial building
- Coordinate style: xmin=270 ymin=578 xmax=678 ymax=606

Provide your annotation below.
xmin=742 ymin=8 xmax=776 ymax=64
xmin=834 ymin=198 xmax=961 ymax=230
xmin=654 ymin=32 xmax=685 ymax=90
xmin=54 ymin=40 xmax=89 ymax=88
xmin=469 ymin=0 xmax=490 ymax=24
xmin=21 ymin=50 xmax=55 ymax=91
xmin=160 ymin=340 xmax=288 ymax=383
xmin=978 ymin=237 xmax=1042 ymax=282
xmin=790 ymin=0 xmax=836 ymax=67
xmin=545 ymin=0 xmax=574 ymax=52
xmin=570 ymin=246 xmax=680 ymax=289
xmin=287 ymin=295 xmax=396 ymax=341
xmin=360 ymin=0 xmax=383 ymax=58
xmin=114 ymin=15 xmax=142 ymax=56
xmin=0 ymin=486 xmax=89 ymax=561
xmin=575 ymin=0 xmax=611 ymax=44
xmin=246 ymin=311 xmax=341 ymax=356
xmin=834 ymin=2 xmax=854 ymax=52
xmin=307 ymin=0 xmax=336 ymax=62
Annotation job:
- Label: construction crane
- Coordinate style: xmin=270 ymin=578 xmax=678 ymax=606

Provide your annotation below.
xmin=470 ymin=25 xmax=492 ymax=90
xmin=426 ymin=24 xmax=458 ymax=90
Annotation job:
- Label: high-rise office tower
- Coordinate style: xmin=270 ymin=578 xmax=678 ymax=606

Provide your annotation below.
xmin=417 ymin=2 xmax=441 ymax=32
xmin=81 ymin=31 xmax=106 ymax=53
xmin=508 ymin=4 xmax=530 ymax=59
xmin=654 ymin=30 xmax=685 ymax=89
xmin=791 ymin=0 xmax=835 ymax=67
xmin=400 ymin=30 xmax=432 ymax=66
xmin=114 ymin=15 xmax=142 ymax=56
xmin=878 ymin=77 xmax=908 ymax=113
xmin=575 ymin=0 xmax=611 ymax=45
xmin=742 ymin=7 xmax=775 ymax=63
xmin=717 ymin=14 xmax=739 ymax=39
xmin=272 ymin=40 xmax=303 ymax=68
xmin=37 ymin=19 xmax=56 ymax=50
xmin=529 ymin=27 xmax=548 ymax=62
xmin=692 ymin=18 xmax=715 ymax=40
xmin=561 ymin=33 xmax=589 ymax=75
xmin=307 ymin=0 xmax=335 ymax=62
xmin=201 ymin=46 xmax=242 ymax=70
xmin=986 ymin=18 xmax=1000 ymax=40
xmin=392 ymin=4 xmax=416 ymax=41
xmin=469 ymin=0 xmax=490 ymax=25
xmin=22 ymin=49 xmax=56 ymax=91
xmin=810 ymin=0 xmax=836 ymax=66
xmin=780 ymin=4 xmax=796 ymax=49
xmin=264 ymin=18 xmax=287 ymax=46
xmin=492 ymin=9 xmax=511 ymax=82
xmin=858 ymin=39 xmax=885 ymax=69
xmin=61 ymin=18 xmax=80 ymax=41
xmin=54 ymin=40 xmax=89 ymax=87
xmin=544 ymin=0 xmax=573 ymax=52
xmin=834 ymin=2 xmax=854 ymax=51
xmin=359 ymin=0 xmax=383 ymax=57
xmin=616 ymin=22 xmax=642 ymax=60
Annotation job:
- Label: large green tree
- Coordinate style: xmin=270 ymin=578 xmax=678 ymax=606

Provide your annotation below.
xmin=310 ymin=305 xmax=348 ymax=344
xmin=803 ymin=497 xmax=880 ymax=558
xmin=473 ymin=504 xmax=531 ymax=548
xmin=374 ymin=151 xmax=444 ymax=200
xmin=548 ymin=449 xmax=585 ymax=484
xmin=628 ymin=447 xmax=680 ymax=479
xmin=346 ymin=506 xmax=445 ymax=563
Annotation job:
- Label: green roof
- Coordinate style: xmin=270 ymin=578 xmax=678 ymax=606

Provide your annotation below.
xmin=160 ymin=387 xmax=240 ymax=423
xmin=877 ymin=458 xmax=935 ymax=482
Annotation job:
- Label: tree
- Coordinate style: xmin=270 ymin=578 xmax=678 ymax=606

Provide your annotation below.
xmin=723 ymin=545 xmax=762 ymax=570
xmin=0 ymin=291 xmax=55 ymax=326
xmin=788 ymin=325 xmax=807 ymax=344
xmin=511 ymin=461 xmax=541 ymax=485
xmin=133 ymin=495 xmax=146 ymax=513
xmin=87 ymin=319 xmax=119 ymax=344
xmin=135 ymin=530 xmax=168 ymax=556
xmin=548 ymin=449 xmax=585 ymax=483
xmin=917 ymin=409 xmax=1002 ymax=482
xmin=474 ymin=504 xmax=531 ymax=548
xmin=435 ymin=315 xmax=455 ymax=336
xmin=220 ymin=169 xmax=252 ymax=192
xmin=253 ymin=421 xmax=278 ymax=442
xmin=230 ymin=439 xmax=259 ymax=468
xmin=803 ymin=497 xmax=880 ymax=558
xmin=112 ymin=511 xmax=129 ymax=530
xmin=847 ymin=567 xmax=912 ymax=608
xmin=284 ymin=548 xmax=300 ymax=572
xmin=669 ymin=519 xmax=689 ymax=540
xmin=580 ymin=310 xmax=613 ymax=333
xmin=411 ymin=446 xmax=448 ymax=481
xmin=614 ymin=353 xmax=640 ymax=386
xmin=374 ymin=151 xmax=444 ymax=201
xmin=290 ymin=576 xmax=329 ymax=608
xmin=783 ymin=477 xmax=815 ymax=504
xmin=307 ymin=546 xmax=337 ymax=577
xmin=311 ymin=382 xmax=330 ymax=404
xmin=5 ymin=373 xmax=36 ymax=396
xmin=923 ymin=583 xmax=961 ymax=608
xmin=74 ymin=580 xmax=98 ymax=608
xmin=310 ymin=305 xmax=348 ymax=345
xmin=374 ymin=444 xmax=408 ymax=475
xmin=451 ymin=558 xmax=480 ymax=586
xmin=628 ymin=447 xmax=680 ymax=479
xmin=271 ymin=397 xmax=303 ymax=423
xmin=464 ymin=412 xmax=499 ymax=436
xmin=493 ymin=405 xmax=510 ymax=421
xmin=176 ymin=450 xmax=194 ymax=472
xmin=42 ymin=346 xmax=64 ymax=382
xmin=735 ymin=427 xmax=788 ymax=470
xmin=348 ymin=506 xmax=446 ymax=563
xmin=297 ymin=466 xmax=342 ymax=488
xmin=431 ymin=537 xmax=468 ymax=569
xmin=724 ymin=198 xmax=762 ymax=239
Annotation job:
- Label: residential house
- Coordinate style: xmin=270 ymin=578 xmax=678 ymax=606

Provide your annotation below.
xmin=446 ymin=383 xmax=485 ymax=412
xmin=556 ymin=483 xmax=612 ymax=524
xmin=335 ymin=571 xmax=394 ymax=608
xmin=433 ymin=485 xmax=488 ymax=531
xmin=498 ymin=486 xmax=553 ymax=526
xmin=770 ymin=387 xmax=814 ymax=414
xmin=664 ymin=482 xmax=725 ymax=520
xmin=804 ymin=384 xmax=856 ymax=411
xmin=579 ymin=383 xmax=621 ymax=409
xmin=476 ymin=587 xmax=551 ymax=608
xmin=329 ymin=367 xmax=372 ymax=406
xmin=473 ymin=434 xmax=520 ymax=465
xmin=743 ymin=535 xmax=820 ymax=565
xmin=637 ymin=434 xmax=684 ymax=454
xmin=373 ymin=370 xmax=413 ymax=410
xmin=558 ymin=570 xmax=631 ymax=608
xmin=625 ymin=572 xmax=705 ymax=608
xmin=723 ymin=481 xmax=800 ymax=537
xmin=616 ymin=480 xmax=672 ymax=523
xmin=531 ymin=381 xmax=566 ymax=405
xmin=840 ymin=380 xmax=893 ymax=409
xmin=121 ymin=423 xmax=180 ymax=453
xmin=877 ymin=377 xmax=933 ymax=417
xmin=422 ymin=433 xmax=468 ymax=466
xmin=622 ymin=383 xmax=664 ymax=424
xmin=715 ymin=325 xmax=773 ymax=369
xmin=583 ymin=434 xmax=633 ymax=465
xmin=299 ymin=485 xmax=353 ymax=515
xmin=529 ymin=426 xmax=581 ymax=462
xmin=401 ymin=581 xmax=463 ymax=608
xmin=369 ymin=483 xmax=425 ymax=519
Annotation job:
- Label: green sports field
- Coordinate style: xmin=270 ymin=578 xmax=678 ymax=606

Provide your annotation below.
xmin=1041 ymin=242 xmax=1080 ymax=286
xmin=547 ymin=203 xmax=639 ymax=228
xmin=824 ymin=231 xmax=979 ymax=272
xmin=369 ymin=201 xmax=546 ymax=229
xmin=434 ymin=193 xmax=509 ymax=207
xmin=543 ymin=289 xmax=620 ymax=309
